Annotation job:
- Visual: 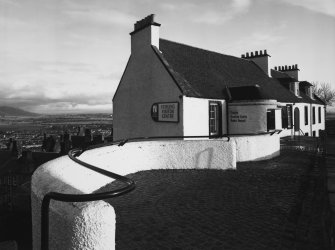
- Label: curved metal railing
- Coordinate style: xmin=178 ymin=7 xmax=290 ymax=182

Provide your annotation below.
xmin=41 ymin=147 xmax=136 ymax=250
xmin=40 ymin=134 xmax=230 ymax=249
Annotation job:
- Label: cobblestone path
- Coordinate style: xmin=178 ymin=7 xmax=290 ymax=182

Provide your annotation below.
xmin=99 ymin=150 xmax=323 ymax=250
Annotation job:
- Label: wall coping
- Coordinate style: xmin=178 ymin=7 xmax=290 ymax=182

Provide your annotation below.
xmin=32 ymin=139 xmax=236 ymax=249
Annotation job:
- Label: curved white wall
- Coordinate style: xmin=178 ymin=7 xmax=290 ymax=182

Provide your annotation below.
xmin=228 ymin=100 xmax=279 ymax=135
xmin=31 ymin=139 xmax=236 ymax=250
xmin=232 ymin=134 xmax=280 ymax=162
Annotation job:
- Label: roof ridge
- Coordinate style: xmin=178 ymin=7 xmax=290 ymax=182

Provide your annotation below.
xmin=160 ymin=38 xmax=245 ymax=62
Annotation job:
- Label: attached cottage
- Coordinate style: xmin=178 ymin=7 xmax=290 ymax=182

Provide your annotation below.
xmin=113 ymin=14 xmax=325 ymax=143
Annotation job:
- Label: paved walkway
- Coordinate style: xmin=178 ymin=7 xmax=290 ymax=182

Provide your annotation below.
xmin=99 ymin=149 xmax=326 ymax=250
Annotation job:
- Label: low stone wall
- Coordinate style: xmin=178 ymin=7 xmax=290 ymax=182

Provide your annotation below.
xmin=31 ymin=139 xmax=236 ymax=250
xmin=232 ymin=134 xmax=280 ymax=162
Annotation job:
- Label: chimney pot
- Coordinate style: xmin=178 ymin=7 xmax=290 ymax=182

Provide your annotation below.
xmin=246 ymin=52 xmax=249 ymax=57
xmin=274 ymin=66 xmax=277 ymax=70
xmin=295 ymin=64 xmax=298 ymax=69
xmin=285 ymin=65 xmax=288 ymax=70
xmin=245 ymin=49 xmax=270 ymax=76
xmin=289 ymin=66 xmax=292 ymax=70
xmin=241 ymin=54 xmax=245 ymax=58
xmin=260 ymin=50 xmax=263 ymax=55
xmin=131 ymin=14 xmax=161 ymax=53
xmin=134 ymin=14 xmax=156 ymax=32
xmin=264 ymin=49 xmax=267 ymax=55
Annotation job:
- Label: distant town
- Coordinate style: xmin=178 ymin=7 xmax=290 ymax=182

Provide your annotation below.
xmin=0 ymin=112 xmax=113 ymax=248
xmin=0 ymin=113 xmax=113 ymax=151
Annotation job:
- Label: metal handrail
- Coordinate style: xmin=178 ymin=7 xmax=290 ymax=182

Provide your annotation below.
xmin=41 ymin=147 xmax=135 ymax=250
xmin=40 ymin=134 xmax=230 ymax=249
xmin=299 ymin=128 xmax=304 ymax=136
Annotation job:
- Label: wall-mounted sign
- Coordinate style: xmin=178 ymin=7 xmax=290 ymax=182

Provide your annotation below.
xmin=230 ymin=111 xmax=247 ymax=123
xmin=151 ymin=102 xmax=179 ymax=122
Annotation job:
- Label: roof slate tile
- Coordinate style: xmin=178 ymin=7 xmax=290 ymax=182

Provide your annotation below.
xmin=158 ymin=39 xmax=323 ymax=105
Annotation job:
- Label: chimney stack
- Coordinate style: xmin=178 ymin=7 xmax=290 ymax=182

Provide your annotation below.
xmin=130 ymin=14 xmax=161 ymax=55
xmin=276 ymin=64 xmax=300 ymax=80
xmin=241 ymin=49 xmax=271 ymax=76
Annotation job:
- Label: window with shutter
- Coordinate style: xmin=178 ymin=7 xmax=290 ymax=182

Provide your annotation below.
xmin=267 ymin=109 xmax=276 ymax=131
xmin=281 ymin=106 xmax=288 ymax=128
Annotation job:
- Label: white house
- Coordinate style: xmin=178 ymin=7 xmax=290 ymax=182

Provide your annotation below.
xmin=113 ymin=14 xmax=325 ymax=141
xmin=29 ymin=15 xmax=327 ymax=249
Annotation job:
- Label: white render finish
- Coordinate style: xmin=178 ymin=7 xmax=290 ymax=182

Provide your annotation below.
xmin=31 ymin=155 xmax=116 ymax=250
xmin=275 ymin=109 xmax=282 ymax=130
xmin=228 ymin=100 xmax=278 ymax=134
xmin=232 ymin=134 xmax=280 ymax=162
xmin=183 ymin=96 xmax=227 ymax=137
xmin=31 ymin=139 xmax=236 ymax=249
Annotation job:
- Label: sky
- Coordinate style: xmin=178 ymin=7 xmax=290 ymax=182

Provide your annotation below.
xmin=0 ymin=0 xmax=334 ymax=114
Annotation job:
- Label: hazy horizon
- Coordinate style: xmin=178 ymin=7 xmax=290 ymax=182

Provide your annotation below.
xmin=1 ymin=0 xmax=335 ymax=114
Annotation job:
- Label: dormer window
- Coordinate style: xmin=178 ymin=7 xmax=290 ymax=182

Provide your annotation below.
xmin=289 ymin=82 xmax=300 ymax=97
xmin=304 ymin=86 xmax=314 ymax=99
xmin=305 ymin=86 xmax=310 ymax=97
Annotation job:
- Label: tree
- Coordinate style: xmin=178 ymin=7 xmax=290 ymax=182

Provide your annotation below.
xmin=312 ymin=82 xmax=335 ymax=106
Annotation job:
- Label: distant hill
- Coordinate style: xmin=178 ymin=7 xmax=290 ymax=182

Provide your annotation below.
xmin=0 ymin=106 xmax=39 ymax=117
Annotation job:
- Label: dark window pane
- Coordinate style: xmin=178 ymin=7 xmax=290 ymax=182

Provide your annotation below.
xmin=267 ymin=109 xmax=275 ymax=131
xmin=281 ymin=106 xmax=288 ymax=128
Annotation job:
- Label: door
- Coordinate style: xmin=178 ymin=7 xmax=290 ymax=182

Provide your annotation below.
xmin=294 ymin=107 xmax=300 ymax=132
xmin=209 ymin=102 xmax=221 ymax=137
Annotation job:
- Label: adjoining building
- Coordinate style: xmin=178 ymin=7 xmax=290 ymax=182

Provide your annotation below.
xmin=113 ymin=14 xmax=325 ymax=142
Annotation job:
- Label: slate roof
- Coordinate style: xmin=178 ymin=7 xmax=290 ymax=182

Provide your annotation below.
xmin=157 ymin=39 xmax=324 ymax=105
xmin=270 ymin=69 xmax=294 ymax=80
xmin=229 ymin=85 xmax=263 ymax=100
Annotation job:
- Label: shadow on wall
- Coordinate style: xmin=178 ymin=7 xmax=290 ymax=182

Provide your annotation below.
xmin=195 ymin=148 xmax=214 ymax=169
